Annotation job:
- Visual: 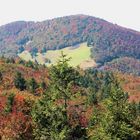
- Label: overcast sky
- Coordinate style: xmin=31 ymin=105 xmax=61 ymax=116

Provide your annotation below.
xmin=0 ymin=0 xmax=140 ymax=31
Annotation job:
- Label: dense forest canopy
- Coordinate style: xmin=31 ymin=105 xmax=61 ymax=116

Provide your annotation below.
xmin=0 ymin=56 xmax=140 ymax=139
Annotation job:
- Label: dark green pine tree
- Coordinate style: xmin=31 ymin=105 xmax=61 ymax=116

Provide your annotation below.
xmin=49 ymin=52 xmax=80 ymax=112
xmin=86 ymin=70 xmax=101 ymax=105
xmin=40 ymin=81 xmax=47 ymax=90
xmin=14 ymin=72 xmax=26 ymax=91
xmin=130 ymin=101 xmax=137 ymax=119
xmin=137 ymin=102 xmax=140 ymax=116
xmin=87 ymin=86 xmax=98 ymax=105
xmin=101 ymin=72 xmax=114 ymax=100
xmin=28 ymin=78 xmax=38 ymax=93
xmin=90 ymin=77 xmax=140 ymax=140
xmin=4 ymin=93 xmax=15 ymax=113
xmin=0 ymin=71 xmax=3 ymax=82
xmin=32 ymin=52 xmax=86 ymax=140
xmin=32 ymin=92 xmax=70 ymax=140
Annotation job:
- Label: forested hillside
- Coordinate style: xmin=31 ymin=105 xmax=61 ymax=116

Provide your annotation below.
xmin=0 ymin=15 xmax=140 ymax=66
xmin=0 ymin=56 xmax=140 ymax=139
xmin=99 ymin=57 xmax=140 ymax=75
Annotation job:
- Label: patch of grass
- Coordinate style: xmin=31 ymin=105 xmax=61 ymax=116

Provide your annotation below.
xmin=45 ymin=43 xmax=92 ymax=67
xmin=18 ymin=51 xmax=33 ymax=62
xmin=18 ymin=43 xmax=95 ymax=68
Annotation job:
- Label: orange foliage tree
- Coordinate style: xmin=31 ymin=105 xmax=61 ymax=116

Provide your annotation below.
xmin=0 ymin=94 xmax=33 ymax=139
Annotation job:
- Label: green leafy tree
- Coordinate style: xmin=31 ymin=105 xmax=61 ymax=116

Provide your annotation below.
xmin=14 ymin=72 xmax=26 ymax=91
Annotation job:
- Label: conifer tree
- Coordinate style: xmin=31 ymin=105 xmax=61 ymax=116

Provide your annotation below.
xmin=28 ymin=78 xmax=38 ymax=93
xmin=130 ymin=101 xmax=137 ymax=118
xmin=40 ymin=81 xmax=47 ymax=90
xmin=32 ymin=52 xmax=85 ymax=140
xmin=32 ymin=92 xmax=70 ymax=140
xmin=137 ymin=102 xmax=140 ymax=116
xmin=14 ymin=72 xmax=26 ymax=91
xmin=101 ymin=72 xmax=114 ymax=99
xmin=4 ymin=93 xmax=15 ymax=113
xmin=90 ymin=77 xmax=140 ymax=140
xmin=49 ymin=52 xmax=80 ymax=112
xmin=0 ymin=71 xmax=3 ymax=82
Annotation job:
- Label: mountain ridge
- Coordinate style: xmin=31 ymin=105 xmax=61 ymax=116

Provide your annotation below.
xmin=2 ymin=14 xmax=140 ymax=33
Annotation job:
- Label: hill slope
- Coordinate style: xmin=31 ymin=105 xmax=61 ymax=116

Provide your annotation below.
xmin=1 ymin=15 xmax=140 ymax=75
xmin=0 ymin=15 xmax=140 ymax=58
xmin=99 ymin=57 xmax=140 ymax=75
xmin=0 ymin=58 xmax=49 ymax=98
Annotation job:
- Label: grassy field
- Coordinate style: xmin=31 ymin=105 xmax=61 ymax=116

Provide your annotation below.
xmin=18 ymin=50 xmax=33 ymax=61
xmin=18 ymin=51 xmax=47 ymax=65
xmin=45 ymin=43 xmax=92 ymax=67
xmin=18 ymin=43 xmax=96 ymax=69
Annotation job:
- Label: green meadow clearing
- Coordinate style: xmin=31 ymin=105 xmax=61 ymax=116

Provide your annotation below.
xmin=18 ymin=50 xmax=33 ymax=62
xmin=18 ymin=43 xmax=96 ymax=68
xmin=45 ymin=43 xmax=91 ymax=66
